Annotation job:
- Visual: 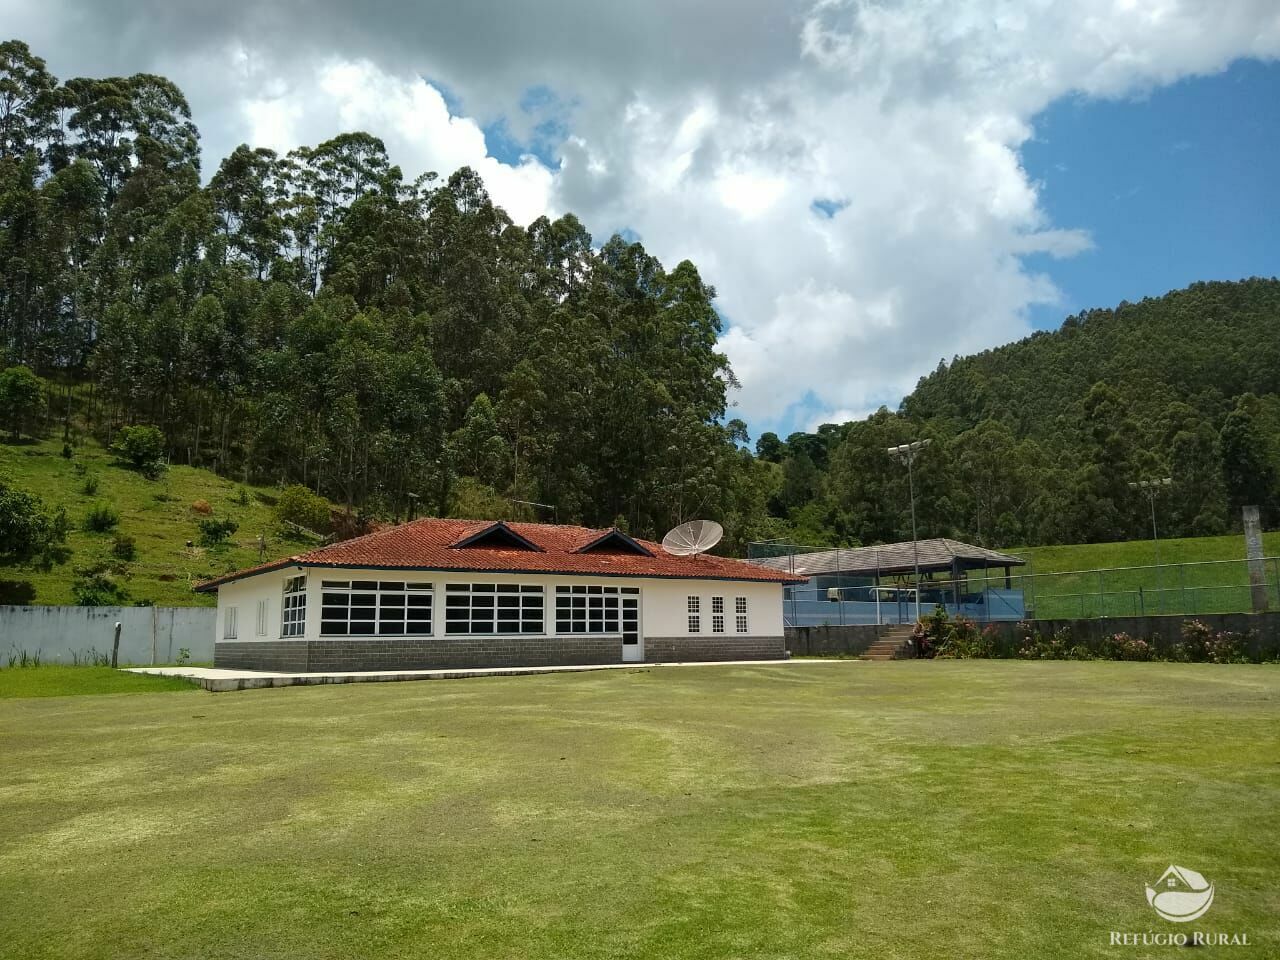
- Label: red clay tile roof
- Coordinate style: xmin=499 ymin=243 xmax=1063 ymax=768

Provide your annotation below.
xmin=195 ymin=519 xmax=804 ymax=591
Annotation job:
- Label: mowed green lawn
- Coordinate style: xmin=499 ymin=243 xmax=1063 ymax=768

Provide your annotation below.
xmin=1 ymin=662 xmax=1277 ymax=959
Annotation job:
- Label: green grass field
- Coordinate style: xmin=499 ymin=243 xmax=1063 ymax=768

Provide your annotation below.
xmin=0 ymin=435 xmax=322 ymax=606
xmin=0 ymin=662 xmax=1276 ymax=959
xmin=0 ymin=665 xmax=199 ymax=698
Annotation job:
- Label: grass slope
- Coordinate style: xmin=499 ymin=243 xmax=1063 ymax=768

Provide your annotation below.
xmin=0 ymin=435 xmax=322 ymax=606
xmin=0 ymin=666 xmax=199 ymax=698
xmin=0 ymin=662 xmax=1276 ymax=959
xmin=1012 ymin=533 xmax=1280 ymax=618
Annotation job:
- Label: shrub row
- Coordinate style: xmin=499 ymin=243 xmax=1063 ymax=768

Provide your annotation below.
xmin=912 ymin=608 xmax=1272 ymax=664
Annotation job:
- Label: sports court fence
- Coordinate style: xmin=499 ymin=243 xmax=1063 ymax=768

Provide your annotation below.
xmin=747 ymin=541 xmax=1280 ymax=626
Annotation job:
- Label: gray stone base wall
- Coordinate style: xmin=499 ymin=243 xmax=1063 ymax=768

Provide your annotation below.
xmin=643 ymin=635 xmax=785 ymax=662
xmin=214 ymin=634 xmax=786 ymax=672
xmin=215 ymin=641 xmax=308 ymax=672
xmin=215 ymin=635 xmax=622 ymax=672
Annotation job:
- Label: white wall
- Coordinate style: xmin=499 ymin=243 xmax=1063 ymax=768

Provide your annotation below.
xmin=215 ymin=564 xmax=305 ymax=642
xmin=214 ymin=566 xmax=785 ymax=643
xmin=1 ymin=605 xmax=216 ymax=665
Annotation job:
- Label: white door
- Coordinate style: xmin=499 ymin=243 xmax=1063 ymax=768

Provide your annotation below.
xmin=621 ymin=591 xmax=642 ymax=662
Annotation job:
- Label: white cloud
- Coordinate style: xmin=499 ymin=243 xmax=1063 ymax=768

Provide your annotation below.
xmin=5 ymin=0 xmax=1279 ymax=432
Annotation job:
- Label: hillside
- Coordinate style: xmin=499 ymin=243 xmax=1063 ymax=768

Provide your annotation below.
xmin=754 ymin=278 xmax=1280 ymax=550
xmin=903 ymin=278 xmax=1280 ymax=442
xmin=0 ymin=436 xmax=319 ymax=606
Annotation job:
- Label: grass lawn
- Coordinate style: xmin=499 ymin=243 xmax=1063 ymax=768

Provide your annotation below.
xmin=1 ymin=662 xmax=1277 ymax=959
xmin=0 ymin=666 xmax=200 ymax=699
xmin=0 ymin=434 xmax=326 ymax=606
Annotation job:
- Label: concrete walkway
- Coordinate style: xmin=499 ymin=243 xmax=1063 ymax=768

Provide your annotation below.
xmin=127 ymin=658 xmax=845 ymax=692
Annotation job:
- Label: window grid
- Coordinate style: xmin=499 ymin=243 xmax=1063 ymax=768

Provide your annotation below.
xmin=711 ymin=596 xmax=724 ymax=614
xmin=555 ymin=585 xmax=638 ymax=634
xmin=735 ymin=596 xmax=748 ymax=633
xmin=320 ymin=580 xmax=432 ymax=637
xmin=687 ymin=595 xmax=701 ymax=633
xmin=446 ymin=583 xmax=544 ymax=635
xmin=223 ymin=606 xmax=238 ymax=640
xmin=712 ymin=614 xmax=724 ymax=633
xmin=281 ymin=575 xmax=306 ymax=637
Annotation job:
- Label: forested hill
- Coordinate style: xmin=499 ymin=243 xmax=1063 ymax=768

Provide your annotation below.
xmin=0 ymin=38 xmax=770 ymax=556
xmin=753 ymin=278 xmax=1280 ymax=550
xmin=903 ymin=279 xmax=1280 ymax=443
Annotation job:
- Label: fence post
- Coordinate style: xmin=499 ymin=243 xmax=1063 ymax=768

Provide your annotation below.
xmin=1097 ymin=571 xmax=1105 ymax=619
xmin=1179 ymin=564 xmax=1187 ymax=616
xmin=111 ymin=621 xmax=121 ymax=669
xmin=836 ymin=546 xmax=844 ymax=627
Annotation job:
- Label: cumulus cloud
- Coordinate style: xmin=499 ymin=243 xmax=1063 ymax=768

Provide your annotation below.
xmin=4 ymin=0 xmax=1279 ymax=432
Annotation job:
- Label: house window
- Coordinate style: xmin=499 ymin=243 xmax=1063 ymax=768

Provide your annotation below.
xmin=320 ymin=580 xmax=433 ymax=637
xmin=687 ymin=595 xmax=701 ymax=633
xmin=281 ymin=575 xmax=307 ymax=637
xmin=554 ymin=585 xmax=638 ymax=634
xmin=223 ymin=606 xmax=238 ymax=640
xmin=445 ymin=583 xmax=544 ymax=635
xmin=711 ymin=596 xmax=724 ymax=633
xmin=735 ymin=596 xmax=748 ymax=633
xmin=255 ymin=599 xmax=268 ymax=637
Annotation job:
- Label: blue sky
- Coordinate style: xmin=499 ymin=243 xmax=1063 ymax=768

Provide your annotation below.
xmin=1022 ymin=59 xmax=1280 ymax=331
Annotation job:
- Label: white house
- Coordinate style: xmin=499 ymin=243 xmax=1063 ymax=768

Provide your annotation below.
xmin=196 ymin=519 xmax=803 ymax=672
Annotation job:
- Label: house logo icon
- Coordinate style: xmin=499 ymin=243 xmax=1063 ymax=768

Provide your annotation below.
xmin=1145 ymin=865 xmax=1215 ymax=922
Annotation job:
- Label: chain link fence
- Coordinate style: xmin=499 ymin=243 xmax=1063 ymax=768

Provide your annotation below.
xmin=748 ymin=541 xmax=1280 ymax=626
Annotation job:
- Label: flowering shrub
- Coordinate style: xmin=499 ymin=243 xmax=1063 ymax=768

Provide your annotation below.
xmin=1100 ymin=632 xmax=1154 ymax=661
xmin=1173 ymin=620 xmax=1252 ymax=663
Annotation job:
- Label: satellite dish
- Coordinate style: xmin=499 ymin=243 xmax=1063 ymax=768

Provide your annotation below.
xmin=661 ymin=520 xmax=723 ymax=556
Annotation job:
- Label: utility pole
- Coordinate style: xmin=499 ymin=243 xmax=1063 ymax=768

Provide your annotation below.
xmin=888 ymin=440 xmax=931 ymax=623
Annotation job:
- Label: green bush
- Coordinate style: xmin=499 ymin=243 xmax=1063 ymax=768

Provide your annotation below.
xmin=275 ymin=484 xmax=330 ymax=533
xmin=197 ymin=516 xmax=238 ymax=546
xmin=82 ymin=502 xmax=119 ymax=533
xmin=111 ymin=534 xmax=137 ymax=561
xmin=81 ymin=473 xmax=99 ymax=496
xmin=71 ymin=562 xmax=130 ymax=606
xmin=110 ymin=425 xmax=166 ymax=478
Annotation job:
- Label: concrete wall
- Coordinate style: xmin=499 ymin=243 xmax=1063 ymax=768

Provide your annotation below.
xmin=984 ymin=611 xmax=1280 ymax=659
xmin=785 ymin=612 xmax=1280 ymax=660
xmin=0 ymin=605 xmax=216 ymax=665
xmin=784 ymin=623 xmax=905 ymax=657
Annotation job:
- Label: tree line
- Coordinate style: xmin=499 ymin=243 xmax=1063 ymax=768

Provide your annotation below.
xmin=0 ymin=39 xmax=771 ymax=550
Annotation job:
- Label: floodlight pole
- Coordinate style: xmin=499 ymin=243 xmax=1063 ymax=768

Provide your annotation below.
xmin=1129 ymin=477 xmax=1172 ymax=613
xmin=888 ymin=440 xmax=930 ymax=623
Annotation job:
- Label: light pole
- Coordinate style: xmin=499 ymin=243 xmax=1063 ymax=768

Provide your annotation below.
xmin=1129 ymin=477 xmax=1172 ymax=614
xmin=888 ymin=439 xmax=930 ymax=623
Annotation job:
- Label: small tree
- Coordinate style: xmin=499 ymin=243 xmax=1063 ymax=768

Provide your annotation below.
xmin=197 ymin=516 xmax=238 ymax=546
xmin=0 ymin=365 xmax=45 ymax=441
xmin=0 ymin=481 xmax=69 ymax=568
xmin=275 ymin=484 xmax=331 ymax=533
xmin=111 ymin=425 xmax=167 ymax=478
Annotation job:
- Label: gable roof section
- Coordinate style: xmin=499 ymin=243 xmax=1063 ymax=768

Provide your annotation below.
xmin=450 ymin=520 xmax=545 ymax=552
xmin=196 ymin=518 xmax=803 ymax=591
xmin=573 ymin=528 xmax=653 ymax=557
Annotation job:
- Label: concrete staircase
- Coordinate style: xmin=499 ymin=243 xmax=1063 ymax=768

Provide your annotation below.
xmin=860 ymin=625 xmax=917 ymax=661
